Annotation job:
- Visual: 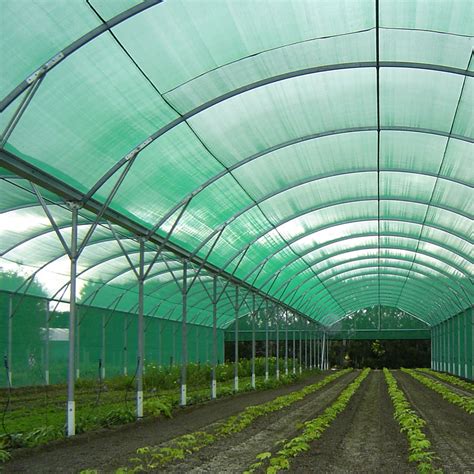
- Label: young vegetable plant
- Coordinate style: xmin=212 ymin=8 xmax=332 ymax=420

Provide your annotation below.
xmin=384 ymin=368 xmax=441 ymax=474
xmin=118 ymin=369 xmax=353 ymax=472
xmin=245 ymin=368 xmax=371 ymax=474
xmin=417 ymin=368 xmax=474 ymax=393
xmin=402 ymin=368 xmax=474 ymax=414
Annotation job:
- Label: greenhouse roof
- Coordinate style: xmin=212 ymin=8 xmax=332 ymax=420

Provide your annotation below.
xmin=0 ymin=0 xmax=472 ymax=329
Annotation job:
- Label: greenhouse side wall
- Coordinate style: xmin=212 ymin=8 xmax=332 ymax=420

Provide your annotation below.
xmin=431 ymin=307 xmax=474 ymax=381
xmin=0 ymin=291 xmax=224 ymax=388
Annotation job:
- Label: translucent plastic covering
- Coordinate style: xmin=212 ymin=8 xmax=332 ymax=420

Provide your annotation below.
xmin=1 ymin=0 xmax=473 ymax=329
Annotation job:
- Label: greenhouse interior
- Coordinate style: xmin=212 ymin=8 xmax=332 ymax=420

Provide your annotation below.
xmin=0 ymin=0 xmax=473 ymax=472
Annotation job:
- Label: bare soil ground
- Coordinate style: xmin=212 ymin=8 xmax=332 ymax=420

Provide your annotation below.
xmin=3 ymin=371 xmax=328 ymax=473
xmin=288 ymin=370 xmax=414 ymax=473
xmin=414 ymin=369 xmax=474 ymax=398
xmin=394 ymin=370 xmax=474 ymax=473
xmin=167 ymin=370 xmax=358 ymax=473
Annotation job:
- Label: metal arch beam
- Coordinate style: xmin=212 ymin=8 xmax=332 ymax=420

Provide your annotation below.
xmin=321 ymin=292 xmax=440 ymax=326
xmin=220 ymin=203 xmax=470 ymax=279
xmin=288 ymin=257 xmax=469 ymax=318
xmin=146 ymin=129 xmax=472 ymax=233
xmin=188 ymin=170 xmax=471 ymax=262
xmin=324 ymin=305 xmax=431 ymax=329
xmin=5 ymin=185 xmax=470 ymax=314
xmin=327 ymin=287 xmax=441 ymax=317
xmin=327 ymin=285 xmax=449 ymax=319
xmin=0 ymin=154 xmax=306 ymax=320
xmin=300 ymin=239 xmax=470 ymax=280
xmin=320 ymin=268 xmax=463 ymax=311
xmin=0 ymin=0 xmax=163 ymax=112
xmin=314 ymin=284 xmax=447 ymax=322
xmin=295 ymin=278 xmax=455 ymax=324
xmin=321 ymin=263 xmax=465 ymax=296
xmin=279 ymin=249 xmax=472 ymax=308
xmin=238 ymin=224 xmax=471 ymax=286
xmin=87 ymin=61 xmax=474 ymax=199
xmin=255 ymin=238 xmax=472 ymax=300
xmin=263 ymin=256 xmax=469 ymax=322
xmin=317 ymin=292 xmax=436 ymax=324
xmin=274 ymin=252 xmax=471 ymax=318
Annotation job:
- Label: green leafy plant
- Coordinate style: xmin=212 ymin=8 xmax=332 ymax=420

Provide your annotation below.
xmin=403 ymin=368 xmax=474 ymax=414
xmin=245 ymin=368 xmax=370 ymax=473
xmin=119 ymin=369 xmax=352 ymax=472
xmin=384 ymin=368 xmax=441 ymax=473
xmin=417 ymin=368 xmax=474 ymax=393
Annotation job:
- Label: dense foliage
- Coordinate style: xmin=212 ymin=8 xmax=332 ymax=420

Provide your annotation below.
xmin=330 ymin=339 xmax=431 ymax=369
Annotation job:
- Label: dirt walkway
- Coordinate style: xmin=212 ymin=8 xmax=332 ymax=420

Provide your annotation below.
xmin=394 ymin=370 xmax=474 ymax=472
xmin=167 ymin=370 xmax=358 ymax=473
xmin=414 ymin=369 xmax=474 ymax=398
xmin=289 ymin=370 xmax=414 ymax=473
xmin=3 ymin=372 xmax=328 ymax=473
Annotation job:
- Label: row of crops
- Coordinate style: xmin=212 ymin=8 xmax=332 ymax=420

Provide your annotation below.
xmin=84 ymin=367 xmax=471 ymax=473
xmin=2 ymin=366 xmax=473 ymax=471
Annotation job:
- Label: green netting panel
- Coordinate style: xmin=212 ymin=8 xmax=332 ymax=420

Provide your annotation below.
xmin=453 ymin=76 xmax=473 ymax=138
xmin=0 ymin=290 xmax=225 ymax=388
xmin=188 ymin=69 xmax=376 ymax=164
xmin=89 ymin=0 xmax=143 ymax=21
xmin=1 ymin=0 xmax=473 ymax=333
xmin=431 ymin=308 xmax=473 ymax=381
xmin=111 ymin=0 xmax=374 ymax=94
xmin=5 ymin=33 xmax=178 ymax=192
xmin=0 ymin=1 xmax=100 ymax=99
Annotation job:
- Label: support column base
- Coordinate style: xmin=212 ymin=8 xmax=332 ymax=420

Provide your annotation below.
xmin=180 ymin=384 xmax=187 ymax=406
xmin=137 ymin=390 xmax=143 ymax=418
xmin=67 ymin=401 xmax=75 ymax=437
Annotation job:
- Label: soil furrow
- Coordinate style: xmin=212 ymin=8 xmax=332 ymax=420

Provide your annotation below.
xmin=414 ymin=370 xmax=474 ymax=398
xmin=394 ymin=370 xmax=474 ymax=472
xmin=166 ymin=371 xmax=358 ymax=473
xmin=3 ymin=372 xmax=328 ymax=473
xmin=287 ymin=370 xmax=413 ymax=473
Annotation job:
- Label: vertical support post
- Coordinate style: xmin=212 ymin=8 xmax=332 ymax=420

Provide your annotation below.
xmin=265 ymin=300 xmax=269 ymax=381
xmin=468 ymin=308 xmax=474 ymax=381
xmin=459 ymin=312 xmax=465 ymax=378
xmin=45 ymin=300 xmax=50 ymax=385
xmin=76 ymin=315 xmax=80 ymax=380
xmin=251 ymin=293 xmax=256 ymax=389
xmin=304 ymin=330 xmax=308 ymax=369
xmin=211 ymin=275 xmax=217 ymax=399
xmin=320 ymin=331 xmax=326 ymax=370
xmin=7 ymin=295 xmax=13 ymax=387
xmin=317 ymin=333 xmax=321 ymax=369
xmin=67 ymin=204 xmax=79 ymax=437
xmin=292 ymin=326 xmax=296 ymax=375
xmin=123 ymin=314 xmax=128 ymax=376
xmin=275 ymin=310 xmax=279 ymax=380
xmin=180 ymin=260 xmax=188 ymax=406
xmin=196 ymin=326 xmax=199 ymax=364
xmin=157 ymin=319 xmax=162 ymax=367
xmin=136 ymin=238 xmax=145 ymax=419
xmin=234 ymin=286 xmax=239 ymax=392
xmin=284 ymin=313 xmax=288 ymax=376
xmin=309 ymin=328 xmax=313 ymax=369
xmin=101 ymin=313 xmax=106 ymax=380
xmin=327 ymin=336 xmax=330 ymax=369
xmin=299 ymin=329 xmax=302 ymax=374
xmin=430 ymin=328 xmax=434 ymax=370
